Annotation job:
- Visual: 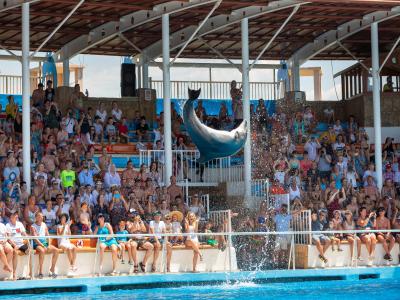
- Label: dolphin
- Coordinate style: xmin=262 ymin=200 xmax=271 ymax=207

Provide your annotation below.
xmin=182 ymin=88 xmax=248 ymax=164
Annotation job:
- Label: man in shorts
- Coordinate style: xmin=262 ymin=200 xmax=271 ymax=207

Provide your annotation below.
xmin=273 ymin=204 xmax=292 ymax=265
xmin=6 ymin=212 xmax=31 ymax=279
xmin=311 ymin=210 xmax=331 ymax=264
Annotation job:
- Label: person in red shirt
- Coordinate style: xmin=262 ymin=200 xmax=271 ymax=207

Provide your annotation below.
xmin=118 ymin=117 xmax=129 ymax=143
xmin=300 ymin=151 xmax=313 ymax=177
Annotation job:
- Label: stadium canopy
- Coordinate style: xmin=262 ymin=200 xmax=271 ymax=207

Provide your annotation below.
xmin=1 ymin=0 xmax=400 ymax=64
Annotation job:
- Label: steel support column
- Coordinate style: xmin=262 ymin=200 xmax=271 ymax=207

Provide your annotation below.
xmin=241 ymin=18 xmax=251 ymax=198
xmin=142 ymin=59 xmax=149 ymax=89
xmin=63 ymin=59 xmax=70 ymax=86
xmin=162 ymin=14 xmax=172 ymax=186
xmin=22 ymin=2 xmax=31 ymax=190
xmin=291 ymin=57 xmax=300 ymax=91
xmin=371 ymin=22 xmax=383 ymax=190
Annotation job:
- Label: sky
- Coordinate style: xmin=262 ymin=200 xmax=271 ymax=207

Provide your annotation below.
xmin=0 ymin=51 xmax=355 ymax=101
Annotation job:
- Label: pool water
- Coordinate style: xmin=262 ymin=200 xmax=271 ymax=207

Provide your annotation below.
xmin=3 ymin=278 xmax=400 ymax=300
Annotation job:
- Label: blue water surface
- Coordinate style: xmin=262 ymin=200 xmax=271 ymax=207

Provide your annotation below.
xmin=3 ymin=278 xmax=400 ymax=300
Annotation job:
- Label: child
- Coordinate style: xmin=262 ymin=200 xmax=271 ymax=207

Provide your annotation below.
xmin=79 ymin=202 xmax=92 ymax=235
xmin=116 ymin=220 xmax=133 ymax=265
xmin=204 ymin=221 xmax=218 ymax=247
xmin=93 ymin=116 xmax=103 ymax=143
xmin=105 ymin=117 xmax=116 ymax=143
xmin=171 ymin=213 xmax=183 ymax=245
xmin=326 ymin=220 xmax=343 ymax=252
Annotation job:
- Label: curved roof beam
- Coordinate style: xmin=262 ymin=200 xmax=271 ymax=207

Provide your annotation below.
xmin=141 ymin=0 xmax=306 ymax=62
xmin=291 ymin=6 xmax=400 ymax=65
xmin=53 ymin=0 xmax=218 ymax=62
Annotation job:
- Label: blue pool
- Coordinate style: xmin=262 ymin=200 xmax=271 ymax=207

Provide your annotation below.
xmin=1 ymin=278 xmax=400 ymax=300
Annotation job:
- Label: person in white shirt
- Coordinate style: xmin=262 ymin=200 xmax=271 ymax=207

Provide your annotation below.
xmin=104 ymin=164 xmax=121 ymax=190
xmin=304 ymin=137 xmax=321 ymax=161
xmin=149 ymin=211 xmax=172 ymax=272
xmin=42 ymin=200 xmax=57 ymax=232
xmin=363 ymin=163 xmax=377 ymax=187
xmin=6 ymin=212 xmax=30 ymax=280
xmin=111 ymin=101 xmax=122 ymax=122
xmin=95 ymin=102 xmax=107 ymax=124
xmin=31 ymin=212 xmax=59 ymax=278
xmin=0 ymin=222 xmax=13 ymax=275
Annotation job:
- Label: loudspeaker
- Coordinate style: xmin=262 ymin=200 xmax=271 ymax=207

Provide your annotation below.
xmin=121 ymin=63 xmax=136 ymax=97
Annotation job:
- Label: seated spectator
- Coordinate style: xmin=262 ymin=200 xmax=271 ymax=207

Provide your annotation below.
xmin=6 ymin=212 xmax=30 ymax=280
xmin=31 ymin=212 xmax=59 ymax=279
xmin=342 ymin=210 xmax=362 ymax=263
xmin=42 ymin=200 xmax=57 ymax=233
xmin=116 ymin=220 xmax=133 ymax=266
xmin=57 ymin=213 xmax=77 ymax=273
xmin=93 ymin=214 xmax=118 ymax=275
xmin=375 ymin=207 xmax=395 ymax=261
xmin=0 ymin=221 xmax=13 ymax=276
xmin=184 ymin=212 xmax=202 ymax=272
xmin=118 ymin=117 xmax=129 ymax=143
xmin=149 ymin=211 xmax=172 ymax=272
xmin=356 ymin=207 xmax=377 ymax=264
xmin=95 ymin=102 xmax=107 ymax=125
xmin=311 ymin=210 xmax=330 ymax=263
xmin=111 ymin=101 xmax=122 ymax=123
xmin=188 ymin=194 xmax=205 ymax=218
xmin=105 ymin=117 xmax=117 ymax=143
xmin=136 ymin=116 xmax=149 ymax=142
xmin=104 ymin=164 xmax=121 ymax=190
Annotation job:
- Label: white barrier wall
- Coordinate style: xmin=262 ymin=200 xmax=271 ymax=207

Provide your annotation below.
xmin=297 ymin=243 xmax=400 ymax=269
xmin=0 ymin=247 xmax=237 ymax=280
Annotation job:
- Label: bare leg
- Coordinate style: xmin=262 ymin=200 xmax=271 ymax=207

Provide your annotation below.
xmin=0 ymin=245 xmax=12 ymax=273
xmin=48 ymin=245 xmax=59 ymax=273
xmin=166 ymin=243 xmax=172 ymax=272
xmin=186 ymin=240 xmax=201 ymax=272
xmin=152 ymin=242 xmax=161 ymax=271
xmin=110 ymin=244 xmax=118 ymax=272
xmin=130 ymin=241 xmax=138 ymax=266
xmin=36 ymin=246 xmax=46 ymax=275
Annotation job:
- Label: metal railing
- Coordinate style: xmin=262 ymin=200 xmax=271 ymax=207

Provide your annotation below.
xmin=291 ymin=210 xmax=312 ymax=245
xmin=0 ymin=75 xmax=43 ymax=95
xmin=150 ymin=80 xmax=285 ymax=100
xmin=4 ymin=228 xmax=400 ymax=280
xmin=139 ymin=149 xmax=244 ymax=186
xmin=187 ymin=194 xmax=210 ymax=218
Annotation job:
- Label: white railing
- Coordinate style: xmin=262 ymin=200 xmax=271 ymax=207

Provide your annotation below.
xmin=139 ymin=149 xmax=244 ymax=186
xmin=187 ymin=194 xmax=210 ymax=218
xmin=251 ymin=179 xmax=269 ymax=199
xmin=0 ymin=75 xmax=42 ymax=95
xmin=150 ymin=80 xmax=285 ymax=100
xmin=291 ymin=209 xmax=312 ymax=245
xmin=209 ymin=209 xmax=232 ymax=233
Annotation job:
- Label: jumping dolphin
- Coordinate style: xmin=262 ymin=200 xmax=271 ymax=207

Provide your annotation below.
xmin=182 ymin=88 xmax=248 ymax=164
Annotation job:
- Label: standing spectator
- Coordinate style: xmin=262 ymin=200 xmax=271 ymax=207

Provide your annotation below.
xmin=45 ymin=80 xmax=55 ymax=102
xmin=32 ymin=83 xmax=45 ymax=108
xmin=230 ymin=80 xmax=243 ymax=128
xmin=304 ymin=137 xmax=321 ymax=162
